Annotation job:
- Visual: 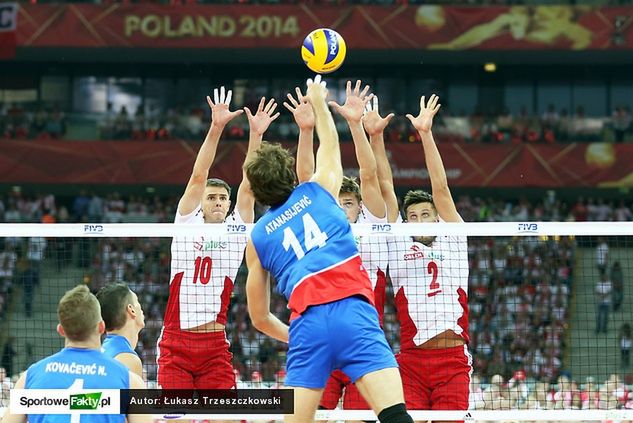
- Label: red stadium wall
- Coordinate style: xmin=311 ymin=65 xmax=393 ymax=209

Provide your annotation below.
xmin=2 ymin=140 xmax=632 ymax=188
xmin=14 ymin=4 xmax=633 ymax=50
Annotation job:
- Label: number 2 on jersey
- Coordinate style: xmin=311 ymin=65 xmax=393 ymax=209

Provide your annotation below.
xmin=193 ymin=256 xmax=212 ymax=284
xmin=282 ymin=213 xmax=328 ymax=260
xmin=427 ymin=261 xmax=440 ymax=294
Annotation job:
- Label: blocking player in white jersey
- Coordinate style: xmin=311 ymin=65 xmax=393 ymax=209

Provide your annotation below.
xmin=286 ymin=81 xmax=392 ymax=412
xmin=388 ymin=94 xmax=472 ymax=413
xmin=157 ymin=87 xmax=279 ymax=389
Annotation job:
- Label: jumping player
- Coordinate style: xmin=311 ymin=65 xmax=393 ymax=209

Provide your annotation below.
xmin=388 ymin=94 xmax=472 ymax=414
xmin=157 ymin=87 xmax=279 ymax=389
xmin=244 ymin=75 xmax=413 ymax=423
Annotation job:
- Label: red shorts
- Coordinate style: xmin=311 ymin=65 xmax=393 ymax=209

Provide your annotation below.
xmin=320 ymin=370 xmax=370 ymax=410
xmin=397 ymin=345 xmax=472 ymax=410
xmin=157 ymin=329 xmax=235 ymax=389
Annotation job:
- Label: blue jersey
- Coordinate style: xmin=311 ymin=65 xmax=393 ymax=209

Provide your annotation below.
xmin=25 ymin=348 xmax=129 ymax=423
xmin=251 ymin=182 xmax=373 ymax=319
xmin=102 ymin=334 xmax=138 ymax=359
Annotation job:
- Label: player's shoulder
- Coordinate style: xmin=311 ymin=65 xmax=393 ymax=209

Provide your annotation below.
xmin=175 ymin=204 xmax=203 ymax=224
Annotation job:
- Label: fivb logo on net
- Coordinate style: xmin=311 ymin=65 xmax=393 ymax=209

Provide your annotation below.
xmin=11 ymin=389 xmax=120 ymax=414
xmin=517 ymin=222 xmax=538 ymax=233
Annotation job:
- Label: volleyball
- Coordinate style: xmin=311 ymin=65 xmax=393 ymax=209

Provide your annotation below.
xmin=301 ymin=28 xmax=347 ymax=74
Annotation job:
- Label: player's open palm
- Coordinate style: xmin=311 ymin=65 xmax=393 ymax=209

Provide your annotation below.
xmin=406 ymin=94 xmax=441 ymax=134
xmin=206 ymin=86 xmax=243 ymax=128
xmin=245 ymin=97 xmax=280 ymax=136
xmin=329 ymin=80 xmax=374 ymax=123
xmin=283 ymin=87 xmax=315 ymax=131
xmin=362 ymin=96 xmax=394 ymax=136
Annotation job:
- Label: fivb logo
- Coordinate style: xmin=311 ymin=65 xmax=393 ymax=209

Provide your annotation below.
xmin=84 ymin=224 xmax=104 ymax=234
xmin=371 ymin=223 xmax=392 ymax=233
xmin=69 ymin=392 xmax=108 ymax=410
xmin=517 ymin=223 xmax=538 ymax=233
xmin=227 ymin=224 xmax=247 ymax=233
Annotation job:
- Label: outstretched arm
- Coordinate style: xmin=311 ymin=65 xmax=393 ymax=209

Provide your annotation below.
xmin=306 ymin=75 xmax=343 ymax=197
xmin=284 ymin=87 xmax=315 ymax=183
xmin=236 ymin=97 xmax=280 ymax=223
xmin=245 ymin=241 xmax=289 ymax=343
xmin=406 ymin=94 xmax=462 ymax=222
xmin=330 ymin=81 xmax=385 ymax=219
xmin=363 ymin=96 xmax=398 ymax=222
xmin=179 ymin=87 xmax=243 ymax=216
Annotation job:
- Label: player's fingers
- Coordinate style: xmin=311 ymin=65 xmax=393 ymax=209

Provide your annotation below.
xmin=220 ymin=86 xmax=226 ymax=104
xmin=420 ymin=96 xmax=426 ymax=110
xmin=283 ymin=101 xmax=295 ymax=113
xmin=354 ymin=80 xmax=362 ymax=95
xmin=271 ymin=112 xmax=281 ymax=121
xmin=405 ymin=113 xmax=415 ymax=123
xmin=344 ymin=80 xmax=351 ymax=97
xmin=363 ymin=93 xmax=375 ymax=106
xmin=385 ymin=113 xmax=395 ymax=124
xmin=213 ymin=88 xmax=219 ymax=105
xmin=434 ymin=104 xmax=441 ymax=114
xmin=429 ymin=94 xmax=438 ymax=109
xmin=206 ymin=96 xmax=214 ymax=108
xmin=359 ymin=85 xmax=370 ymax=99
xmin=287 ymin=93 xmax=299 ymax=108
xmin=230 ymin=109 xmax=244 ymax=118
xmin=314 ymin=74 xmax=322 ymax=85
xmin=243 ymin=107 xmax=253 ymax=118
xmin=365 ymin=102 xmax=371 ymax=114
xmin=306 ymin=78 xmax=314 ymax=87
xmin=225 ymin=90 xmax=233 ymax=106
xmin=295 ymin=87 xmax=304 ymax=102
xmin=267 ymin=102 xmax=278 ymax=116
xmin=373 ymin=96 xmax=379 ymax=112
xmin=264 ymin=98 xmax=276 ymax=114
xmin=328 ymin=101 xmax=342 ymax=113
xmin=257 ymin=97 xmax=266 ymax=112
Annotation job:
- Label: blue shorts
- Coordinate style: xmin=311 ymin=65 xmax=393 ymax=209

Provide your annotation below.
xmin=285 ymin=296 xmax=398 ymax=389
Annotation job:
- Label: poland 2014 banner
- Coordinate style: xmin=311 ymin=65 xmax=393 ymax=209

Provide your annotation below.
xmin=13 ymin=5 xmax=633 ymax=50
xmin=0 ymin=3 xmax=18 ymax=60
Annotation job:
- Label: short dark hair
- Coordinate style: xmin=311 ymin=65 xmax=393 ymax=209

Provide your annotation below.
xmin=340 ymin=176 xmax=361 ymax=202
xmin=58 ymin=285 xmax=102 ymax=342
xmin=96 ymin=283 xmax=133 ymax=331
xmin=206 ymin=178 xmax=231 ymax=197
xmin=244 ymin=142 xmax=296 ymax=207
xmin=403 ymin=190 xmax=435 ymax=214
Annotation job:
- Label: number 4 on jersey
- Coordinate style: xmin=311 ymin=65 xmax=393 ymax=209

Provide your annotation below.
xmin=282 ymin=213 xmax=328 ymax=260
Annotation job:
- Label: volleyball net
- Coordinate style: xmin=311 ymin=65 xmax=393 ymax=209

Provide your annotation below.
xmin=1 ymin=222 xmax=632 ymax=422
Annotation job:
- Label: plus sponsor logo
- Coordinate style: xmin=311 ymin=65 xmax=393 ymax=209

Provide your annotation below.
xmin=193 ymin=238 xmax=227 ymax=251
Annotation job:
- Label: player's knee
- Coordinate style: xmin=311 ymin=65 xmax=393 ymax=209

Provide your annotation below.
xmin=377 ymin=403 xmax=413 ymax=423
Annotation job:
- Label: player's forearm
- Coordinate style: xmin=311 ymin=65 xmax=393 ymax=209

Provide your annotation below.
xmin=192 ymin=124 xmax=224 ymax=180
xmin=296 ymin=128 xmax=315 ymax=183
xmin=252 ymin=313 xmax=289 ymax=343
xmin=370 ymin=133 xmax=399 ymax=222
xmin=313 ymin=100 xmax=342 ymax=172
xmin=349 ymin=121 xmax=377 ymax=177
xmin=420 ymin=130 xmax=449 ymax=192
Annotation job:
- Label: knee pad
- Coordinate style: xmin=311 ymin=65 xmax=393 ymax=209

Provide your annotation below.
xmin=377 ymin=403 xmax=413 ymax=423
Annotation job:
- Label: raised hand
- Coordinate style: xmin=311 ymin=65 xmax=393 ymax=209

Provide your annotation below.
xmin=244 ymin=97 xmax=280 ymax=136
xmin=329 ymin=80 xmax=374 ymax=123
xmin=283 ymin=87 xmax=315 ymax=131
xmin=406 ymin=94 xmax=441 ymax=134
xmin=362 ymin=96 xmax=395 ymax=136
xmin=206 ymin=86 xmax=243 ymax=128
xmin=305 ymin=74 xmax=328 ymax=103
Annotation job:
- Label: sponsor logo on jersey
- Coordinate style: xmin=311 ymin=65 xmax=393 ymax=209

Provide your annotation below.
xmin=193 ymin=238 xmax=227 ymax=251
xmin=403 ymin=244 xmax=445 ymax=261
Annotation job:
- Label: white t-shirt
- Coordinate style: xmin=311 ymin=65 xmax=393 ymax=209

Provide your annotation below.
xmin=167 ymin=205 xmax=247 ymax=330
xmin=388 ymin=233 xmax=469 ymax=349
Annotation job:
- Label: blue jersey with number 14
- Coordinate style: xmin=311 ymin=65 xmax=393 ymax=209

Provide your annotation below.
xmin=251 ymin=182 xmax=373 ymax=320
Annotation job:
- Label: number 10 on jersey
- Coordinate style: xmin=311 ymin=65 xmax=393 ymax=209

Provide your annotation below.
xmin=282 ymin=213 xmax=328 ymax=260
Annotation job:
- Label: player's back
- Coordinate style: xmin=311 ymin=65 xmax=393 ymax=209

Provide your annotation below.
xmin=102 ymin=334 xmax=137 ymax=359
xmin=25 ymin=347 xmax=130 ymax=423
xmin=251 ymin=182 xmax=373 ymax=319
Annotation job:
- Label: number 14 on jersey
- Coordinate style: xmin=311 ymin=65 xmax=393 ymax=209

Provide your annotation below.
xmin=282 ymin=213 xmax=328 ymax=260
